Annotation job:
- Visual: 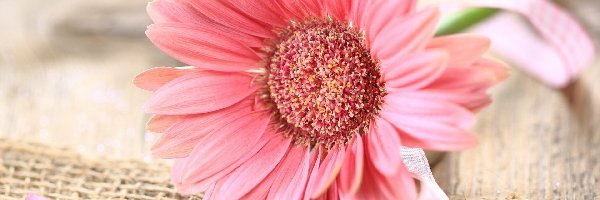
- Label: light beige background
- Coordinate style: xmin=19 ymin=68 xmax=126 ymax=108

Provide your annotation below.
xmin=0 ymin=0 xmax=598 ymax=199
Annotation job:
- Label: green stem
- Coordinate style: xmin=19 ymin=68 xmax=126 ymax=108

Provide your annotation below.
xmin=435 ymin=8 xmax=500 ymax=36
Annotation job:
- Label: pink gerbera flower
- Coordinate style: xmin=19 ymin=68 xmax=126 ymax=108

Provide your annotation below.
xmin=135 ymin=0 xmax=507 ymax=199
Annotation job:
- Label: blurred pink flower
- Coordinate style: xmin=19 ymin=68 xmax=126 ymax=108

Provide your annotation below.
xmin=135 ymin=0 xmax=506 ymax=199
xmin=449 ymin=0 xmax=596 ymax=88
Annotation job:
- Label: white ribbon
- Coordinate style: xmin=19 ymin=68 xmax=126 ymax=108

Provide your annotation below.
xmin=401 ymin=147 xmax=448 ymax=200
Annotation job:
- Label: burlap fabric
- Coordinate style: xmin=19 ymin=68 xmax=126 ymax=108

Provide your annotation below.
xmin=0 ymin=138 xmax=446 ymax=199
xmin=0 ymin=139 xmax=202 ymax=200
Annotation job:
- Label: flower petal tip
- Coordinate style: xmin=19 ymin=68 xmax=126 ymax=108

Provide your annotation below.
xmin=133 ymin=67 xmax=164 ymax=91
xmin=482 ymin=58 xmax=511 ymax=84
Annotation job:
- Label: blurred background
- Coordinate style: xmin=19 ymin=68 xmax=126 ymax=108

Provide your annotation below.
xmin=0 ymin=0 xmax=175 ymax=159
xmin=0 ymin=0 xmax=599 ymax=198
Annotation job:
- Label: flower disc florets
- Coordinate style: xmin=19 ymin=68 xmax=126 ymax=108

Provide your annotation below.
xmin=263 ymin=18 xmax=385 ymax=148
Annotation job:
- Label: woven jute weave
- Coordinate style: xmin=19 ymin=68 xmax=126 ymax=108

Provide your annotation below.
xmin=0 ymin=139 xmax=202 ymax=200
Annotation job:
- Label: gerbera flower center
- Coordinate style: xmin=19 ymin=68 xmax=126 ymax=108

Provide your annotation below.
xmin=263 ymin=18 xmax=385 ymax=149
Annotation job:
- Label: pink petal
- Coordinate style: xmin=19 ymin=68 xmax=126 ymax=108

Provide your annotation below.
xmin=382 ymin=112 xmax=478 ymax=151
xmin=367 ymin=119 xmax=403 ymax=175
xmin=180 ymin=111 xmax=271 ymax=189
xmin=268 ymin=146 xmax=312 ymax=200
xmin=184 ymin=0 xmax=274 ymax=38
xmin=242 ymin=145 xmax=312 ymax=200
xmin=174 ymin=159 xmax=213 ymax=196
xmin=383 ymin=91 xmax=475 ymax=129
xmin=400 ymin=89 xmax=491 ymax=113
xmin=146 ymin=23 xmax=261 ymax=72
xmin=338 ymin=135 xmax=364 ymax=195
xmin=227 ymin=0 xmax=288 ymax=27
xmin=147 ymin=0 xmax=211 ymax=24
xmin=303 ymin=146 xmax=322 ymax=200
xmin=144 ymin=71 xmax=257 ymax=115
xmin=297 ymin=0 xmax=323 ymax=17
xmin=355 ymin=155 xmax=417 ymax=200
xmin=370 ymin=8 xmax=439 ymax=60
xmin=428 ymin=58 xmax=508 ymax=92
xmin=323 ymin=180 xmax=340 ymax=200
xmin=427 ymin=34 xmax=491 ymax=67
xmin=279 ymin=0 xmax=324 ymax=20
xmin=202 ymin=184 xmax=217 ymax=200
xmin=323 ymin=0 xmax=351 ymax=20
xmin=148 ymin=0 xmax=263 ymax=48
xmin=361 ymin=0 xmax=415 ymax=40
xmin=146 ymin=115 xmax=182 ymax=133
xmin=241 ymin=173 xmax=275 ymax=200
xmin=171 ymin=158 xmax=187 ymax=188
xmin=349 ymin=0 xmax=371 ymax=29
xmin=134 ymin=67 xmax=198 ymax=91
xmin=171 ymin=158 xmax=216 ymax=196
xmin=476 ymin=58 xmax=510 ymax=84
xmin=212 ymin=133 xmax=291 ymax=199
xmin=151 ymin=99 xmax=253 ymax=158
xmin=310 ymin=146 xmax=346 ymax=199
xmin=424 ymin=58 xmax=509 ymax=112
xmin=177 ymin=181 xmax=212 ymax=196
xmin=382 ymin=50 xmax=449 ymax=90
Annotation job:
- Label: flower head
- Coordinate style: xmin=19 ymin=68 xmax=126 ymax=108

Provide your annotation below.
xmin=135 ymin=0 xmax=507 ymax=199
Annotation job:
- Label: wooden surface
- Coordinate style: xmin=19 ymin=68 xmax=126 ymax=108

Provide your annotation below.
xmin=0 ymin=0 xmax=169 ymax=158
xmin=0 ymin=0 xmax=599 ymax=199
xmin=434 ymin=1 xmax=600 ymax=199
xmin=434 ymin=70 xmax=600 ymax=200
